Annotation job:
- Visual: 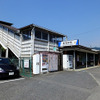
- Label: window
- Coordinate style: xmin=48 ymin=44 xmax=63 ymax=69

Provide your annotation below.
xmin=42 ymin=32 xmax=48 ymax=40
xmin=49 ymin=34 xmax=54 ymax=42
xmin=49 ymin=34 xmax=57 ymax=43
xmin=0 ymin=25 xmax=2 ymax=30
xmin=3 ymin=26 xmax=8 ymax=32
xmin=15 ymin=33 xmax=20 ymax=40
xmin=0 ymin=58 xmax=12 ymax=64
xmin=35 ymin=30 xmax=41 ymax=39
xmin=22 ymin=30 xmax=31 ymax=41
xmin=8 ymin=29 xmax=14 ymax=37
xmin=56 ymin=37 xmax=63 ymax=44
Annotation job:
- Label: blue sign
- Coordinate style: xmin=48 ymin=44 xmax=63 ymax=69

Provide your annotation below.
xmin=58 ymin=40 xmax=79 ymax=47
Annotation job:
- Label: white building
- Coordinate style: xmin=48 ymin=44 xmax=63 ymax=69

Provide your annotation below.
xmin=0 ymin=21 xmax=66 ymax=75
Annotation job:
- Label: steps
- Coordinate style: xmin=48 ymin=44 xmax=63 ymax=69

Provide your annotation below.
xmin=0 ymin=28 xmax=32 ymax=58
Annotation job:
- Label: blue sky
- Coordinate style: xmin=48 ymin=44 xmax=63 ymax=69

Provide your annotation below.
xmin=0 ymin=0 xmax=100 ymax=47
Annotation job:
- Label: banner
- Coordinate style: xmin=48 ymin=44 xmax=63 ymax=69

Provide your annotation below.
xmin=58 ymin=40 xmax=79 ymax=47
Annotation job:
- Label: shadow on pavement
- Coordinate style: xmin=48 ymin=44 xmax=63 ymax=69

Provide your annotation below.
xmin=0 ymin=75 xmax=22 ymax=81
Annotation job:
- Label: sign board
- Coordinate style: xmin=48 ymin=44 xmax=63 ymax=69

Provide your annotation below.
xmin=24 ymin=59 xmax=29 ymax=68
xmin=58 ymin=40 xmax=79 ymax=47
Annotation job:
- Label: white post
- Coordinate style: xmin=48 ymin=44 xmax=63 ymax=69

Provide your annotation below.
xmin=20 ymin=33 xmax=22 ymax=57
xmin=31 ymin=28 xmax=35 ymax=57
xmin=6 ymin=48 xmax=8 ymax=58
xmin=73 ymin=50 xmax=76 ymax=70
xmin=86 ymin=52 xmax=87 ymax=68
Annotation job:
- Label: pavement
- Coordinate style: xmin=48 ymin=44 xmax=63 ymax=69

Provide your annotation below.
xmin=85 ymin=67 xmax=100 ymax=100
xmin=0 ymin=67 xmax=100 ymax=100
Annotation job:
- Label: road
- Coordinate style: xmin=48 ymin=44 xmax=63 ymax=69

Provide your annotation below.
xmin=0 ymin=67 xmax=100 ymax=100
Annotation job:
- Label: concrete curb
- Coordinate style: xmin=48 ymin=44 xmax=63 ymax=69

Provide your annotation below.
xmin=75 ymin=66 xmax=100 ymax=72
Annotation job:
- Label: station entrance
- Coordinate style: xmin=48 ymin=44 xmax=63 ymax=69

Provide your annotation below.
xmin=62 ymin=45 xmax=99 ymax=70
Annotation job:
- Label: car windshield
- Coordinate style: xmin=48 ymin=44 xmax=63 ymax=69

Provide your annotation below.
xmin=0 ymin=58 xmax=12 ymax=64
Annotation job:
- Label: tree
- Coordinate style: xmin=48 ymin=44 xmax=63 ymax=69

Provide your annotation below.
xmin=0 ymin=45 xmax=5 ymax=57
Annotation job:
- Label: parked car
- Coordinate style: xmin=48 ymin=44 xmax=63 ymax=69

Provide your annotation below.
xmin=0 ymin=58 xmax=20 ymax=78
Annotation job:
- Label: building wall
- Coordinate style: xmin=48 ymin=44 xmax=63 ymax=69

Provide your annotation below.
xmin=21 ymin=28 xmax=63 ymax=55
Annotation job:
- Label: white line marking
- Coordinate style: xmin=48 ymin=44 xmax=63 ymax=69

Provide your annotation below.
xmin=0 ymin=78 xmax=25 ymax=84
xmin=89 ymin=72 xmax=100 ymax=86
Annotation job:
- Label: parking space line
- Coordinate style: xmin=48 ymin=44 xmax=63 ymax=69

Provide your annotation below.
xmin=0 ymin=78 xmax=25 ymax=84
xmin=89 ymin=72 xmax=100 ymax=86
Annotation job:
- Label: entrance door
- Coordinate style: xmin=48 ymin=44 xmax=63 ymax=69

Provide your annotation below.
xmin=33 ymin=54 xmax=40 ymax=74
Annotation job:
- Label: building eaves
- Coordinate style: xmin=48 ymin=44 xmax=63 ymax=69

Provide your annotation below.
xmin=0 ymin=23 xmax=18 ymax=33
xmin=0 ymin=21 xmax=13 ymax=26
xmin=61 ymin=45 xmax=98 ymax=54
xmin=19 ymin=24 xmax=66 ymax=37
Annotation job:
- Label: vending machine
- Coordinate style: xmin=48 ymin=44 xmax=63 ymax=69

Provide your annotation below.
xmin=40 ymin=53 xmax=48 ymax=73
xmin=33 ymin=53 xmax=48 ymax=74
xmin=63 ymin=54 xmax=73 ymax=70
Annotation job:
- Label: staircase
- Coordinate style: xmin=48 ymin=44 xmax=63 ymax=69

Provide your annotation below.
xmin=0 ymin=28 xmax=32 ymax=58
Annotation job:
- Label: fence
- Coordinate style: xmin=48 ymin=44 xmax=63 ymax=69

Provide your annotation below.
xmin=10 ymin=57 xmax=33 ymax=77
xmin=20 ymin=57 xmax=33 ymax=77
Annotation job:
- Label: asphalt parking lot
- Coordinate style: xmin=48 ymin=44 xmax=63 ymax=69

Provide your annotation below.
xmin=0 ymin=67 xmax=100 ymax=100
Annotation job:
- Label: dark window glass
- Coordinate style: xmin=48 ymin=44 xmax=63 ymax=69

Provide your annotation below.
xmin=42 ymin=32 xmax=48 ymax=40
xmin=35 ymin=30 xmax=41 ymax=39
xmin=0 ymin=58 xmax=12 ymax=64
xmin=8 ymin=29 xmax=14 ymax=33
xmin=8 ymin=29 xmax=14 ymax=37
xmin=22 ymin=30 xmax=31 ymax=41
xmin=3 ymin=26 xmax=8 ymax=32
xmin=49 ymin=34 xmax=55 ymax=42
xmin=0 ymin=25 xmax=2 ymax=30
xmin=15 ymin=33 xmax=20 ymax=40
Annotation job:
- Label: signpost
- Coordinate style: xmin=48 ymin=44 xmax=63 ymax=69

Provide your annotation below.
xmin=24 ymin=59 xmax=29 ymax=68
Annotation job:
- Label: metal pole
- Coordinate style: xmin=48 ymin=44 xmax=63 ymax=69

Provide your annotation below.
xmin=86 ymin=52 xmax=87 ymax=68
xmin=73 ymin=50 xmax=76 ymax=70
